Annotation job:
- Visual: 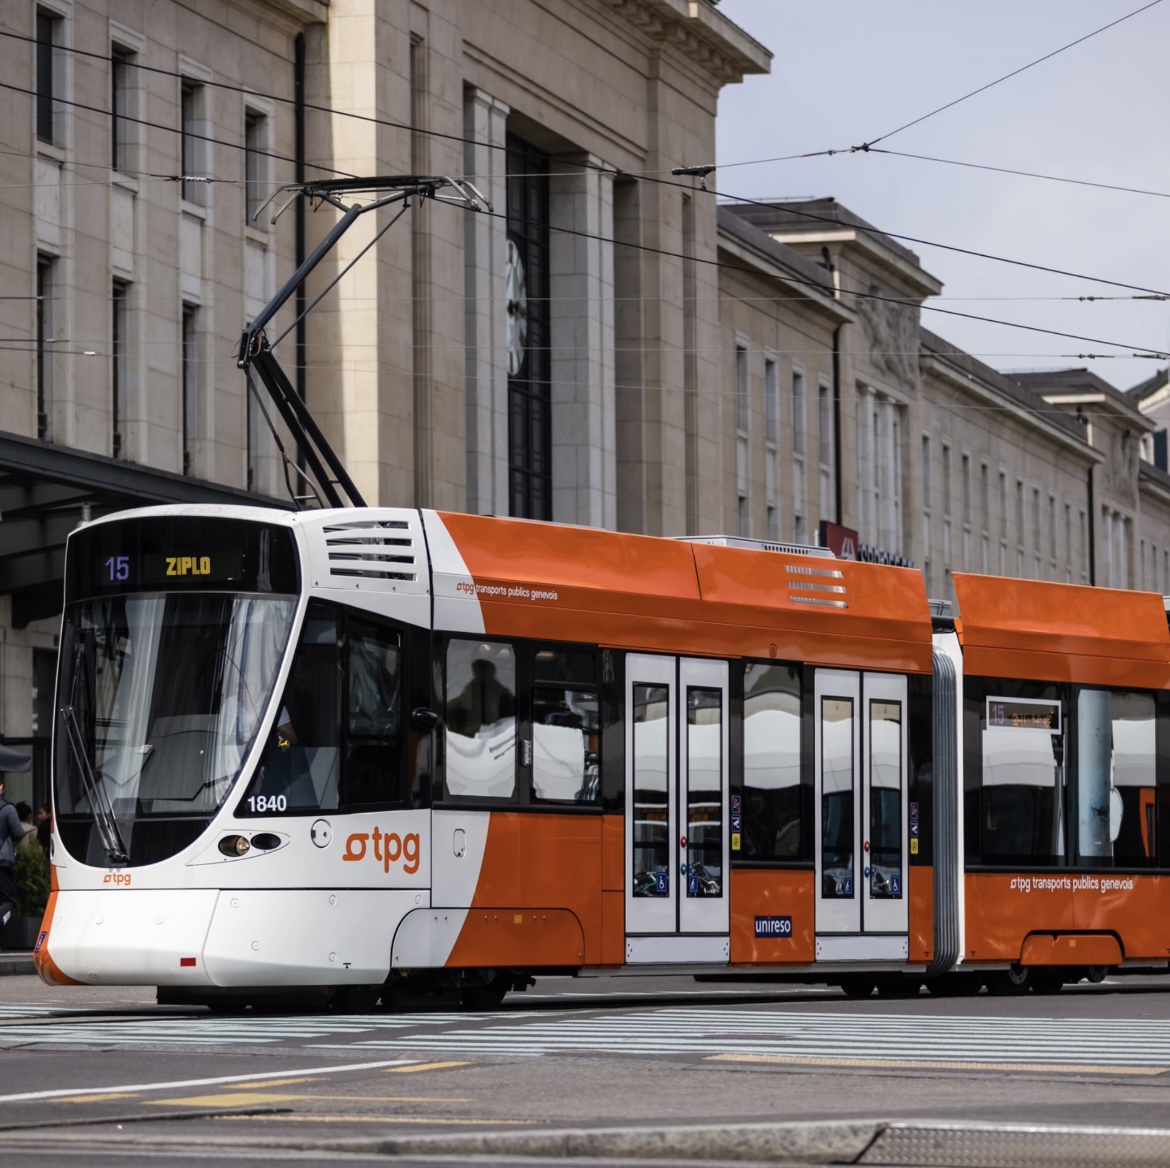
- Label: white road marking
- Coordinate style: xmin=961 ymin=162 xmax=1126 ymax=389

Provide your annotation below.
xmin=0 ymin=1058 xmax=422 ymax=1104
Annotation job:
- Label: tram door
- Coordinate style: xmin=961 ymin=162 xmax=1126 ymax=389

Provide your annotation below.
xmin=624 ymin=654 xmax=730 ymax=964
xmin=814 ymin=669 xmax=909 ymax=958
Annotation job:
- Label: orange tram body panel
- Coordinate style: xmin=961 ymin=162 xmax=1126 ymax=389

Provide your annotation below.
xmin=952 ymin=574 xmax=1170 ymax=986
xmin=37 ymin=505 xmax=1170 ymax=1001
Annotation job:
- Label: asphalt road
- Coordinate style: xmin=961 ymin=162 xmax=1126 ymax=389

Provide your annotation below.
xmin=2 ymin=972 xmax=1170 ymax=1164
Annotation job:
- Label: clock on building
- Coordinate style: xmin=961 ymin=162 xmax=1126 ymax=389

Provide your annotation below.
xmin=505 ymin=237 xmax=528 ymax=376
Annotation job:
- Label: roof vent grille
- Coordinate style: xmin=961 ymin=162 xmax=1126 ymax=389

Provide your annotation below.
xmin=678 ymin=534 xmax=835 ymax=558
xmin=322 ymin=519 xmax=416 ymax=582
xmin=786 ymin=564 xmax=848 ymax=609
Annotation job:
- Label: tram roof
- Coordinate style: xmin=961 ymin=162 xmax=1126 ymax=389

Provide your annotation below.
xmin=953 ymin=573 xmax=1170 ymax=689
xmin=435 ymin=512 xmax=933 ymax=674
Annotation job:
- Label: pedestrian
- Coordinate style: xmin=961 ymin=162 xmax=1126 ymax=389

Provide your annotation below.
xmin=34 ymin=804 xmax=51 ymax=853
xmin=15 ymin=803 xmax=35 ymax=849
xmin=0 ymin=779 xmax=26 ymax=929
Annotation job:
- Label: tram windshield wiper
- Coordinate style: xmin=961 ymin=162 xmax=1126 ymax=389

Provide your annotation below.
xmin=59 ymin=704 xmax=129 ymax=866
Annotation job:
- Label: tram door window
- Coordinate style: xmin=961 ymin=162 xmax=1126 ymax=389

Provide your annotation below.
xmin=741 ymin=662 xmax=803 ymax=861
xmin=868 ymin=701 xmax=903 ymax=899
xmin=631 ymin=683 xmax=670 ymax=899
xmin=625 ymin=654 xmax=729 ymax=956
xmin=444 ymin=639 xmax=517 ymax=801
xmin=814 ymin=669 xmax=909 ymax=940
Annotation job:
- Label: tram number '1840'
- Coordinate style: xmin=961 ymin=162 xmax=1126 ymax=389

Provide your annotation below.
xmin=246 ymin=795 xmax=287 ymax=814
xmin=754 ymin=915 xmax=793 ymax=939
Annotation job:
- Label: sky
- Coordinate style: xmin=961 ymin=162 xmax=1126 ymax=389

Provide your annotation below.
xmin=714 ymin=1 xmax=1170 ymax=393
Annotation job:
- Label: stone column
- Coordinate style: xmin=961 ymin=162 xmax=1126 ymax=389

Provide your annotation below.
xmin=549 ymin=154 xmax=616 ymax=529
xmin=463 ymin=87 xmax=510 ymax=516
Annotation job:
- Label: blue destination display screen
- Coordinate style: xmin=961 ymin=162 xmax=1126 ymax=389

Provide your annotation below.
xmin=66 ymin=516 xmax=299 ymax=600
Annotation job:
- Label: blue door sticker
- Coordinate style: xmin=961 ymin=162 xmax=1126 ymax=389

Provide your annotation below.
xmin=890 ymin=874 xmax=901 ymax=898
xmin=655 ymin=871 xmax=669 ymax=895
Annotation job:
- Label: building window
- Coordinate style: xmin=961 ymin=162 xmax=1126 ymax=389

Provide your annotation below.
xmin=111 ymin=45 xmax=134 ymax=171
xmin=792 ymin=369 xmax=805 ymax=542
xmin=112 ymin=281 xmax=129 ymax=458
xmin=243 ymin=110 xmax=267 ymax=224
xmin=764 ymin=355 xmax=778 ymax=523
xmin=818 ymin=382 xmax=834 ymax=525
xmin=921 ymin=435 xmax=932 ymax=512
xmin=35 ymin=254 xmax=54 ymax=441
xmin=961 ymin=453 xmax=971 ymax=569
xmin=736 ymin=345 xmax=749 ymax=537
xmin=736 ymin=347 xmax=749 ymax=434
xmin=1033 ymin=488 xmax=1042 ymax=578
xmin=180 ymin=80 xmax=205 ymax=204
xmin=36 ymin=10 xmax=59 ymax=145
xmin=506 ymin=133 xmax=550 ymax=520
xmin=181 ymin=302 xmax=199 ymax=474
xmin=941 ymin=443 xmax=951 ymax=517
xmin=791 ymin=369 xmax=805 ymax=457
xmin=980 ymin=462 xmax=990 ymax=535
xmin=764 ymin=357 xmax=779 ymax=446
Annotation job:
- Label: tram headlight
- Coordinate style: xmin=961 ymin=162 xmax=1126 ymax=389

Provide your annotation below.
xmin=218 ymin=834 xmax=251 ymax=857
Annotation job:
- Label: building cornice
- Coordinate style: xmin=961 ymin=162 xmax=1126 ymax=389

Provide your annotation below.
xmin=1040 ymin=392 xmax=1155 ymax=434
xmin=597 ymin=0 xmax=771 ymax=85
xmin=769 ymin=228 xmax=943 ymax=301
xmin=717 ymin=209 xmax=852 ymax=324
xmin=923 ymin=355 xmax=1101 ymax=463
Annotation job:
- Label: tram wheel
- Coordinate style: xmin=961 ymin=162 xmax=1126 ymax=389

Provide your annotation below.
xmin=206 ymin=999 xmax=250 ymax=1015
xmin=874 ymin=974 xmax=920 ymax=998
xmin=989 ymin=964 xmax=1032 ymax=995
xmin=1031 ymin=971 xmax=1064 ymax=995
xmin=924 ymin=973 xmax=982 ymax=997
xmin=837 ymin=976 xmax=878 ymax=999
xmin=460 ymin=970 xmax=509 ymax=1011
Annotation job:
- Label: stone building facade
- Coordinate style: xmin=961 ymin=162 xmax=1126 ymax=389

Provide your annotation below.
xmin=2 ymin=0 xmax=1169 ymax=811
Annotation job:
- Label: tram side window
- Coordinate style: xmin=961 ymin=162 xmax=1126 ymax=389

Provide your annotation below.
xmin=343 ymin=619 xmax=403 ymax=808
xmin=1078 ymin=689 xmax=1156 ymax=867
xmin=969 ymin=680 xmax=1065 ymax=866
xmin=531 ymin=648 xmax=600 ymax=805
xmin=445 ymin=639 xmax=517 ymax=801
xmin=741 ymin=662 xmax=803 ymax=861
xmin=245 ymin=603 xmax=342 ymax=814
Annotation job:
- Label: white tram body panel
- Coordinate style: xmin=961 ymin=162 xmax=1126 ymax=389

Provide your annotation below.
xmin=40 ymin=505 xmax=490 ymax=989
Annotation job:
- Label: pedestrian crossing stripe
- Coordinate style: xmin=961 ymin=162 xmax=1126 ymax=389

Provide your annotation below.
xmin=0 ymin=1007 xmax=1167 ymax=1070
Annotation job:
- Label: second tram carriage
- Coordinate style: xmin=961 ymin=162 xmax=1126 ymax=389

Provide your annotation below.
xmin=34 ymin=502 xmax=1170 ymax=1007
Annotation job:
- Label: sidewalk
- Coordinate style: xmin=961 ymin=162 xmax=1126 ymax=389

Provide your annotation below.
xmin=0 ymin=952 xmax=35 ymax=976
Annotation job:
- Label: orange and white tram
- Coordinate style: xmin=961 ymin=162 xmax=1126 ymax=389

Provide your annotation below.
xmin=33 ymin=502 xmax=1170 ymax=1007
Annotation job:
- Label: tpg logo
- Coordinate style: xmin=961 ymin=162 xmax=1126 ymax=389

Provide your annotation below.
xmin=343 ymin=828 xmax=421 ymax=875
xmin=103 ymin=872 xmax=132 ymax=886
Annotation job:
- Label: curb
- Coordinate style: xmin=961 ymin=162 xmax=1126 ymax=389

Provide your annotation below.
xmin=0 ymin=955 xmax=34 ymax=976
xmin=8 ymin=1117 xmax=1170 ymax=1164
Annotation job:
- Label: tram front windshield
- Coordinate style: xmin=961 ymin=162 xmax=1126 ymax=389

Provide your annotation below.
xmin=54 ymin=514 xmax=301 ymax=837
xmin=55 ymin=592 xmax=296 ymax=819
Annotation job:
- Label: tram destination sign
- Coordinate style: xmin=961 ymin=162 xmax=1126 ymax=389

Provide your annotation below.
xmin=67 ymin=516 xmax=299 ymax=599
xmin=986 ymin=698 xmax=1061 ymax=732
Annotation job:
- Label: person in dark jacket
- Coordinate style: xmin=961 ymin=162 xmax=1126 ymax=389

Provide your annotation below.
xmin=0 ymin=779 xmax=26 ymax=928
